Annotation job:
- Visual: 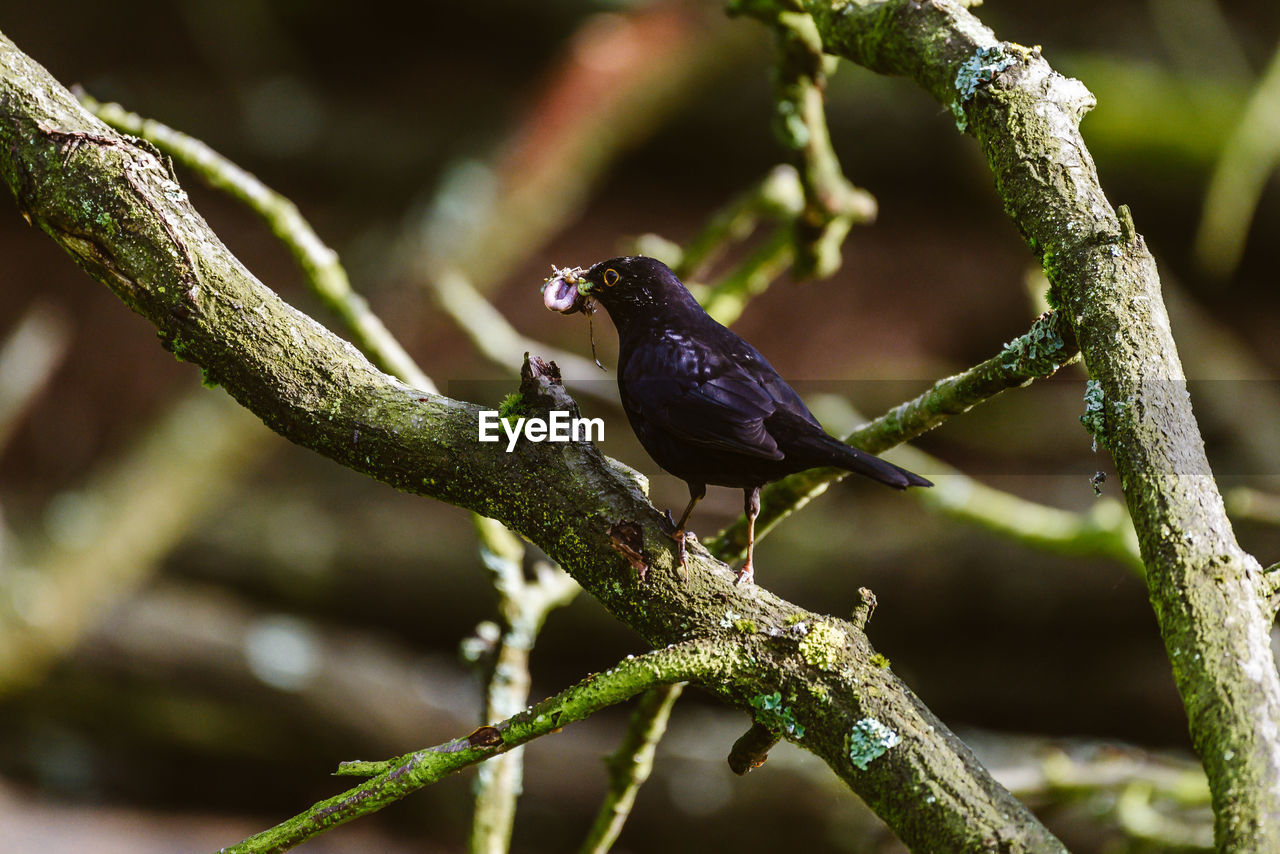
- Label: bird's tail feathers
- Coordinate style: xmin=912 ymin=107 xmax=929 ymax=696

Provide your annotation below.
xmin=817 ymin=438 xmax=932 ymax=490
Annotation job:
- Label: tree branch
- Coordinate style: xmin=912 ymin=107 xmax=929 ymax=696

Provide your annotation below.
xmin=748 ymin=5 xmax=877 ymax=279
xmin=75 ymin=93 xmax=436 ymax=394
xmin=469 ymin=517 xmax=579 ymax=854
xmin=229 ymin=640 xmax=727 ymax=853
xmin=780 ymin=1 xmax=1279 ymax=846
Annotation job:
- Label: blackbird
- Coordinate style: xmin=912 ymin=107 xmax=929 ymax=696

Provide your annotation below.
xmin=543 ymin=256 xmax=931 ymax=584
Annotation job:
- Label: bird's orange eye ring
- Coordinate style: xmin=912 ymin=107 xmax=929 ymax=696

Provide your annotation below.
xmin=603 ymin=268 xmax=620 ymax=287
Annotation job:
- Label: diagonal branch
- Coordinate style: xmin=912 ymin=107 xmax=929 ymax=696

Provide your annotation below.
xmin=228 ymin=639 xmax=726 ymax=854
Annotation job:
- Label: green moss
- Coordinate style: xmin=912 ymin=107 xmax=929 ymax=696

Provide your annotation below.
xmin=1044 ymin=285 xmax=1062 ymax=310
xmin=733 ymin=618 xmax=758 ymax=634
xmin=847 ymin=717 xmax=901 ymax=770
xmin=750 ymin=692 xmax=805 ymax=739
xmin=799 ymin=620 xmax=845 ymax=671
xmin=784 ymin=612 xmax=807 ymax=626
xmin=869 ymin=653 xmax=890 ymax=669
xmin=498 ymin=392 xmax=526 ymax=420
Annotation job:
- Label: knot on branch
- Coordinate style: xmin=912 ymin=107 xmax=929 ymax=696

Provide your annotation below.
xmin=728 ymin=721 xmax=781 ymax=774
xmin=518 ymin=353 xmax=579 ymax=419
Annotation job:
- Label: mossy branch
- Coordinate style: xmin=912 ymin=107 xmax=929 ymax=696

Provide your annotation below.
xmin=668 ymin=164 xmax=804 ymax=281
xmin=228 ymin=640 xmax=725 ymax=853
xmin=733 ymin=2 xmax=877 ymax=278
xmin=781 ymin=1 xmax=1279 ymax=847
xmin=1 ymin=30 xmax=1064 ymax=853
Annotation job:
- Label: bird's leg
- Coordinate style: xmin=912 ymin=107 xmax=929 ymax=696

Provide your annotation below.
xmin=670 ymin=483 xmax=705 ymax=579
xmin=736 ymin=486 xmax=761 ymax=585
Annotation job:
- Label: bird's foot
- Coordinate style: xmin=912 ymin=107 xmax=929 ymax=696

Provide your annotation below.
xmin=735 ymin=560 xmax=754 ymax=586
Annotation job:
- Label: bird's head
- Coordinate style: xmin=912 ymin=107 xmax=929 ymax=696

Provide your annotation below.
xmin=542 ymin=256 xmax=688 ymax=320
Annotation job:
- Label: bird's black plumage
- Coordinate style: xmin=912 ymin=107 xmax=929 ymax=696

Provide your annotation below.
xmin=543 ymin=256 xmax=931 ymax=583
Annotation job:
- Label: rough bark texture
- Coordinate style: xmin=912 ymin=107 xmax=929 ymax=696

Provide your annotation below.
xmin=0 ymin=30 xmax=1063 ymax=854
xmin=792 ymin=1 xmax=1279 ymax=848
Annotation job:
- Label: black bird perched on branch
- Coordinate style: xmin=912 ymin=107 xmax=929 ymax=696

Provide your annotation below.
xmin=543 ymin=256 xmax=931 ymax=584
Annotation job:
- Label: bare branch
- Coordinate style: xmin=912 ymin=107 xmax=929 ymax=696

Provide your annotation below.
xmin=469 ymin=517 xmax=579 ymax=853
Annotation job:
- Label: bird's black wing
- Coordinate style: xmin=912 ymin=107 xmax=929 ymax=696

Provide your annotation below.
xmin=620 ymin=334 xmax=814 ymax=461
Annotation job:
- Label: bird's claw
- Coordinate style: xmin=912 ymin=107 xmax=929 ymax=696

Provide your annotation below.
xmin=660 ymin=508 xmax=677 ymax=535
xmin=735 ymin=560 xmax=754 ymax=586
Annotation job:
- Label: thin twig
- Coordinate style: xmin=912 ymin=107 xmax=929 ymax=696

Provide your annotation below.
xmin=673 ymin=164 xmax=804 ymax=280
xmin=701 ymin=226 xmax=796 ymax=327
xmin=1193 ymin=40 xmax=1280 ymax=278
xmin=758 ymin=8 xmax=877 ymax=278
xmin=226 ymin=640 xmax=727 ymax=854
xmin=578 ymin=684 xmax=684 ymax=854
xmin=891 ymin=443 xmax=1142 ymax=572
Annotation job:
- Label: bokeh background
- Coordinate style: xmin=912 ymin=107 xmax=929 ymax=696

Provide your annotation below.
xmin=3 ymin=1 xmax=1280 ymax=851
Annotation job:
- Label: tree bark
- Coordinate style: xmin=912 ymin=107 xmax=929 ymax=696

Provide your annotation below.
xmin=787 ymin=1 xmax=1280 ymax=847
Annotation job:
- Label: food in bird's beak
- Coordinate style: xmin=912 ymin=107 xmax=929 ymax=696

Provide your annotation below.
xmin=542 ymin=266 xmax=591 ymax=314
xmin=542 ymin=275 xmax=581 ymax=313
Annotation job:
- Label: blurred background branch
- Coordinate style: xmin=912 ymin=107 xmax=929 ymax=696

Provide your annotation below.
xmin=1194 ymin=37 xmax=1280 ymax=278
xmin=467 ymin=516 xmax=579 ymax=854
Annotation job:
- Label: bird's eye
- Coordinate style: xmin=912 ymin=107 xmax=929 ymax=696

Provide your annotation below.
xmin=603 ymin=268 xmax=620 ymax=287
